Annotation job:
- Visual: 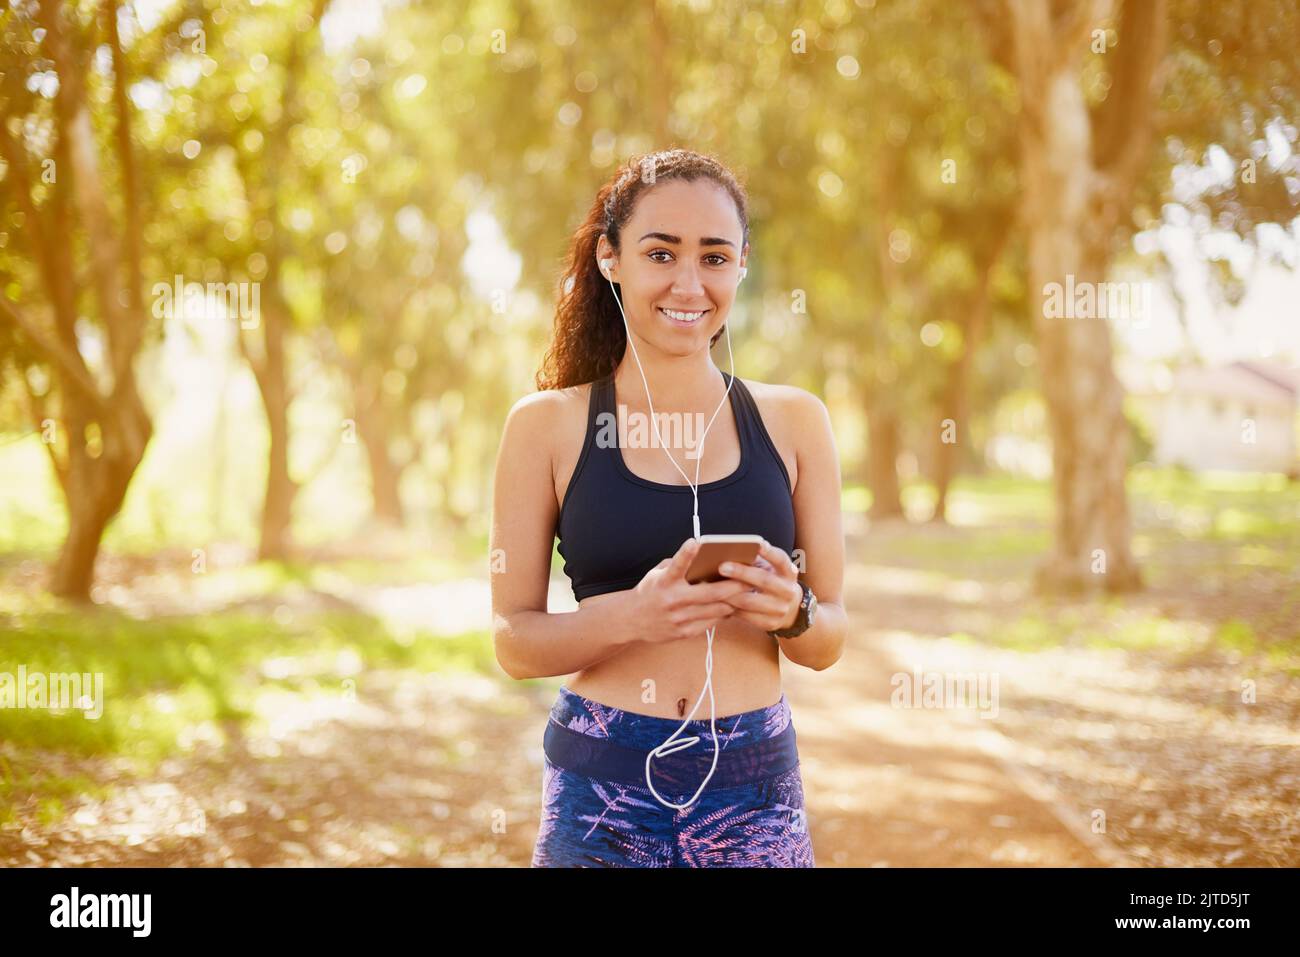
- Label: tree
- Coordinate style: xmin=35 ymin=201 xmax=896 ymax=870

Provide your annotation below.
xmin=312 ymin=5 xmax=479 ymax=531
xmin=177 ymin=0 xmax=333 ymax=559
xmin=0 ymin=1 xmax=164 ymax=601
xmin=976 ymin=0 xmax=1299 ymax=594
xmin=233 ymin=0 xmax=330 ymax=560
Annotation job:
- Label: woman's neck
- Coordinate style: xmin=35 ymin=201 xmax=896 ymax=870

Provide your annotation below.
xmin=613 ymin=349 xmax=728 ymax=412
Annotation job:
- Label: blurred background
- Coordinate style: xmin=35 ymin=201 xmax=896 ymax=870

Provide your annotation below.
xmin=0 ymin=0 xmax=1297 ymax=867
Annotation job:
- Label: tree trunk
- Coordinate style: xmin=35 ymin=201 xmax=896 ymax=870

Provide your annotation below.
xmin=13 ymin=2 xmax=155 ymax=602
xmin=352 ymin=373 xmax=407 ymax=527
xmin=867 ymin=398 xmax=905 ymax=520
xmin=1032 ymin=251 xmax=1141 ymax=594
xmin=49 ymin=428 xmax=148 ymax=600
xmin=236 ymin=0 xmax=330 ymax=561
xmin=48 ymin=387 xmax=151 ymax=601
xmin=1005 ymin=0 xmax=1161 ymax=595
xmin=363 ymin=433 xmax=405 ymax=527
xmin=929 ymin=355 xmax=967 ymax=525
xmin=252 ymin=304 xmax=297 ymax=561
xmin=865 ymin=147 xmax=909 ymax=523
xmin=931 ymin=235 xmax=1002 ymax=524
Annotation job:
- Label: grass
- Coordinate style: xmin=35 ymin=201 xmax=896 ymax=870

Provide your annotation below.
xmin=174 ymin=553 xmax=476 ymax=593
xmin=1129 ymin=464 xmax=1300 ymax=542
xmin=878 ymin=527 xmax=1052 ymax=564
xmin=846 ymin=467 xmax=1300 ymax=673
xmin=0 ymin=602 xmax=497 ymax=821
xmin=843 ymin=475 xmax=1056 ymax=525
xmin=0 ymin=759 xmax=112 ymax=829
xmin=948 ymin=601 xmax=1299 ymax=672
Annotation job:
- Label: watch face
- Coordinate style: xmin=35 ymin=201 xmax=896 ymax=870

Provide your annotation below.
xmin=806 ymin=592 xmax=817 ymax=625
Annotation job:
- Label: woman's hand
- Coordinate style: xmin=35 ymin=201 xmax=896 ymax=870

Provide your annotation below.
xmin=717 ymin=539 xmax=803 ymax=633
xmin=629 ymin=538 xmax=750 ymax=644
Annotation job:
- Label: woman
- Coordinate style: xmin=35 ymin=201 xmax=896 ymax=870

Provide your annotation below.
xmin=490 ymin=148 xmax=847 ymax=867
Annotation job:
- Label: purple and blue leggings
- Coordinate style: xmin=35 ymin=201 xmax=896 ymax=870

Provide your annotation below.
xmin=530 ymin=685 xmax=815 ymax=867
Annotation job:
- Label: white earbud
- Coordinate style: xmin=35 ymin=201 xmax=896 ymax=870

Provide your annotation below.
xmin=738 ymin=266 xmax=747 ymax=283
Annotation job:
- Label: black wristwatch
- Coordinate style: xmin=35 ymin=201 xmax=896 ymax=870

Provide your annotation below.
xmin=768 ymin=582 xmax=817 ymax=639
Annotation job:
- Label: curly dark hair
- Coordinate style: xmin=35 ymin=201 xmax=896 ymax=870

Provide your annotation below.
xmin=535 ymin=148 xmax=751 ymax=391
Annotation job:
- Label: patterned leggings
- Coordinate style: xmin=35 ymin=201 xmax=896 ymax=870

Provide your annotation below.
xmin=531 ymin=685 xmax=814 ymax=868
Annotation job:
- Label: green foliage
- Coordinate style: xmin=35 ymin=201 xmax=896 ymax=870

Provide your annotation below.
xmin=3 ymin=0 xmax=1298 ymax=567
xmin=0 ymin=599 xmax=496 ymax=818
xmin=853 ymin=469 xmax=1299 ymax=672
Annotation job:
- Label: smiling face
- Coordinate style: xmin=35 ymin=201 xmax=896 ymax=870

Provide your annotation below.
xmin=598 ymin=178 xmax=748 ymax=356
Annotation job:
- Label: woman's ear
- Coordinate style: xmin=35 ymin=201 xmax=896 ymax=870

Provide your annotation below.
xmin=596 ymin=235 xmax=615 ymax=278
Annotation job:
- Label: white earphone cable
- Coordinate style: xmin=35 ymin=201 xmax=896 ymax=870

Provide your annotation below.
xmin=601 ymin=255 xmax=741 ymax=810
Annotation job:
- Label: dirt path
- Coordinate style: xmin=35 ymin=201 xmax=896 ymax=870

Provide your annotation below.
xmin=784 ymin=633 xmax=1110 ymax=866
xmin=7 ymin=532 xmax=1294 ymax=867
xmin=3 ymin=581 xmax=1110 ymax=868
xmin=1 ymin=643 xmax=1106 ymax=868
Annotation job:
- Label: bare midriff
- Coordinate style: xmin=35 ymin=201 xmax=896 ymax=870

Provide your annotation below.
xmin=565 ymin=588 xmax=784 ymax=720
xmin=554 ymin=377 xmax=793 ymax=721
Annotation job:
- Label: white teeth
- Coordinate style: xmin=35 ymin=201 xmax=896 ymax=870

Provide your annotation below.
xmin=660 ymin=308 xmax=707 ymax=322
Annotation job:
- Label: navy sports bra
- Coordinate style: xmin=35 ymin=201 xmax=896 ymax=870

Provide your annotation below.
xmin=555 ymin=370 xmax=797 ymax=601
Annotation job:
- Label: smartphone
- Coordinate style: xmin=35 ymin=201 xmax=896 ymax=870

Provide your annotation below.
xmin=684 ymin=534 xmax=765 ymax=584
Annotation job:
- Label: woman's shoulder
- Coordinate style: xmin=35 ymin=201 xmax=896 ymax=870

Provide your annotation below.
xmin=736 ymin=376 xmax=826 ymax=418
xmin=503 ymin=380 xmax=602 ymax=451
xmin=508 ymin=379 xmax=597 ymax=416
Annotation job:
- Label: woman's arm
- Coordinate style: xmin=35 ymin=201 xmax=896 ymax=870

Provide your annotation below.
xmin=489 ymin=393 xmax=638 ymax=680
xmin=494 ymin=598 xmax=643 ymax=680
xmin=779 ymin=389 xmax=848 ymax=671
xmin=714 ymin=387 xmax=848 ymax=670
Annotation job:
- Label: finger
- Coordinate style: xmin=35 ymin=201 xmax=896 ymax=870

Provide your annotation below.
xmin=757 ymin=540 xmax=798 ymax=578
xmin=689 ymin=578 xmax=751 ymax=602
xmin=665 ymin=537 xmax=701 ymax=579
xmin=723 ymin=587 xmax=784 ymax=614
xmin=715 ymin=595 xmax=782 ymax=630
xmin=677 ymin=601 xmax=737 ymax=623
xmin=720 ymin=589 xmax=762 ymax=611
xmin=717 ymin=560 xmax=765 ymax=587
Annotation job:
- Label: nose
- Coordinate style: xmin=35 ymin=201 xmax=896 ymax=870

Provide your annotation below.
xmin=670 ymin=257 xmax=706 ymax=298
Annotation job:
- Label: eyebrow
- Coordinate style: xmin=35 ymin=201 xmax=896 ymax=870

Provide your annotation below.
xmin=638 ymin=232 xmax=737 ymax=249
